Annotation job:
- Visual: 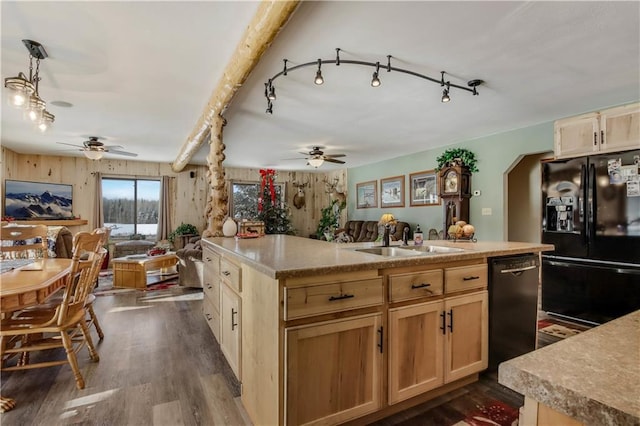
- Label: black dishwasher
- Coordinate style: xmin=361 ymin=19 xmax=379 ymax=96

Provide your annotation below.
xmin=488 ymin=254 xmax=540 ymax=371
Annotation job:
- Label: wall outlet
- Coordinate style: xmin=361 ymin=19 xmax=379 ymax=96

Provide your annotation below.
xmin=473 ymin=190 xmax=481 ymax=196
xmin=482 ymin=207 xmax=492 ymax=216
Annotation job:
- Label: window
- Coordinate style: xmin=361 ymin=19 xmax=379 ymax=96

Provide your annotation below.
xmin=230 ymin=181 xmax=285 ymax=220
xmin=102 ymin=178 xmax=161 ymax=240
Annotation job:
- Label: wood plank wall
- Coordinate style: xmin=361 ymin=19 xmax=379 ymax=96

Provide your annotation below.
xmin=1 ymin=147 xmax=347 ymax=239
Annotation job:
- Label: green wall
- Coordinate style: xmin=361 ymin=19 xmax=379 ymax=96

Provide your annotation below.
xmin=347 ymin=121 xmax=553 ymax=241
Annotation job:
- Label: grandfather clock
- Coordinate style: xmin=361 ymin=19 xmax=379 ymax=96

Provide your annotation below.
xmin=440 ymin=165 xmax=471 ymax=236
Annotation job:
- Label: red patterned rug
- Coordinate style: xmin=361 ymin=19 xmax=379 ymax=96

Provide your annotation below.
xmin=459 ymin=399 xmax=519 ymax=426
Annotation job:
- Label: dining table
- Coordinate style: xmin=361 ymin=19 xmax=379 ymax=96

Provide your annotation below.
xmin=0 ymin=258 xmax=72 ymax=413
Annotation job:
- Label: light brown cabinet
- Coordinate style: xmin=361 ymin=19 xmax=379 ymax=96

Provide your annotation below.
xmin=218 ymin=255 xmax=242 ymax=380
xmin=387 ymin=264 xmax=488 ymax=405
xmin=202 ymin=245 xmax=220 ymax=340
xmin=285 ymin=313 xmax=383 ymax=426
xmin=220 ymin=281 xmax=241 ymax=379
xmin=554 ymin=102 xmax=639 ymax=158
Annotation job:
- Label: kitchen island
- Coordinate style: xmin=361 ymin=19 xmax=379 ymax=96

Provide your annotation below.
xmin=202 ymin=235 xmax=553 ymax=425
xmin=499 ymin=310 xmax=640 ymax=426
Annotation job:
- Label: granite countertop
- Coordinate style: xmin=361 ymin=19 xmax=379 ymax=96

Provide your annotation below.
xmin=499 ymin=310 xmax=640 ymax=426
xmin=203 ymin=234 xmax=553 ymax=279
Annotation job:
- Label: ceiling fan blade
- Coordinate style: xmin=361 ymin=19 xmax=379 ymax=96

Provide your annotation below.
xmin=56 ymin=142 xmax=84 ymax=148
xmin=106 ymin=149 xmax=138 ymax=157
xmin=323 ymin=154 xmax=346 ymax=158
xmin=283 ymin=157 xmax=307 ymax=160
xmin=324 ymin=158 xmax=346 ymax=164
xmin=102 ymin=145 xmax=124 ymax=150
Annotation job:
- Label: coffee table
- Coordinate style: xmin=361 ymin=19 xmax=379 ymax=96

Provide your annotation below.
xmin=112 ymin=253 xmax=178 ymax=289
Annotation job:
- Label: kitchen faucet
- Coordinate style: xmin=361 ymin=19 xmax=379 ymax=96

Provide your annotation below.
xmin=382 ymin=224 xmax=391 ymax=247
xmin=402 ymin=226 xmax=409 ymax=246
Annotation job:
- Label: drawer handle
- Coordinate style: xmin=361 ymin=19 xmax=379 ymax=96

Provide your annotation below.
xmin=462 ymin=276 xmax=480 ymax=281
xmin=231 ymin=308 xmax=238 ymax=330
xmin=328 ymin=294 xmax=355 ymax=302
xmin=411 ymin=283 xmax=431 ymax=290
xmin=222 ymin=271 xmax=231 ymax=276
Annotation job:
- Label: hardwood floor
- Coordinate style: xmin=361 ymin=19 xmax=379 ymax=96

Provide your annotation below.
xmin=2 ymin=285 xmax=526 ymax=425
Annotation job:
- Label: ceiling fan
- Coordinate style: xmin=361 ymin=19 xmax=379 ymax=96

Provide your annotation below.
xmin=57 ymin=137 xmax=138 ymax=160
xmin=296 ymin=146 xmax=346 ymax=168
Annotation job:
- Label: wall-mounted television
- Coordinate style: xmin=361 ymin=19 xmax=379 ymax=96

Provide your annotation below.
xmin=4 ymin=179 xmax=74 ymax=220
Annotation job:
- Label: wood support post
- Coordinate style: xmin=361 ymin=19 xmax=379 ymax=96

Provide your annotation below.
xmin=203 ymin=116 xmax=228 ymax=237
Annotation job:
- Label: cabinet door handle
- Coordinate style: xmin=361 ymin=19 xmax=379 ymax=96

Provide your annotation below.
xmin=206 ymin=283 xmax=212 ymax=289
xmin=205 ymin=313 xmax=212 ymax=321
xmin=594 ymin=131 xmax=598 ymax=146
xmin=462 ymin=276 xmax=480 ymax=281
xmin=440 ymin=311 xmax=446 ymax=335
xmin=222 ymin=271 xmax=231 ymax=276
xmin=377 ymin=326 xmax=384 ymax=353
xmin=205 ymin=257 xmax=211 ymax=261
xmin=411 ymin=283 xmax=431 ymax=290
xmin=328 ymin=294 xmax=354 ymax=301
xmin=447 ymin=309 xmax=454 ymax=333
xmin=600 ymin=130 xmax=605 ymax=145
xmin=231 ymin=308 xmax=238 ymax=330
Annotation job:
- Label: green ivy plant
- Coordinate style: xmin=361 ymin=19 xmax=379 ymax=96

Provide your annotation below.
xmin=435 ymin=148 xmax=479 ymax=173
xmin=168 ymin=222 xmax=198 ymax=243
xmin=316 ymin=199 xmax=346 ymax=240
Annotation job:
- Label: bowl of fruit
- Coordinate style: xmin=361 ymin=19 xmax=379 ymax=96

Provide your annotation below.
xmin=447 ymin=221 xmax=476 ymax=241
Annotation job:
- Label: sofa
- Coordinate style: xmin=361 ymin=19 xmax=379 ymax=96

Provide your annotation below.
xmin=175 ymin=236 xmax=203 ymax=288
xmin=47 ymin=226 xmax=74 ymax=258
xmin=338 ymin=220 xmax=411 ymax=243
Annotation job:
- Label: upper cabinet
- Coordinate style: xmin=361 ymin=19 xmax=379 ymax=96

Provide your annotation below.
xmin=554 ymin=103 xmax=640 ymax=158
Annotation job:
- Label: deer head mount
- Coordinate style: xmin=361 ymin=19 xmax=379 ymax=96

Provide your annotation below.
xmin=323 ymin=177 xmax=347 ymax=205
xmin=292 ymin=179 xmax=310 ymax=209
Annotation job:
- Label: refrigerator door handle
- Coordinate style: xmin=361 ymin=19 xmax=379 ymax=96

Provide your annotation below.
xmin=580 ymin=164 xmax=588 ymax=246
xmin=588 ymin=163 xmax=596 ymax=235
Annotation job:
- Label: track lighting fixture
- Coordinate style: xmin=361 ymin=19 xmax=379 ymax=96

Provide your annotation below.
xmin=314 ymin=59 xmax=324 ymax=85
xmin=4 ymin=40 xmax=55 ymax=131
xmin=264 ymin=48 xmax=483 ymax=114
xmin=371 ymin=62 xmax=381 ymax=87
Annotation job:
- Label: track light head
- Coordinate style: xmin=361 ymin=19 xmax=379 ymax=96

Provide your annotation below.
xmin=314 ymin=59 xmax=324 ymax=85
xmin=371 ymin=62 xmax=381 ymax=87
xmin=371 ymin=72 xmax=381 ymax=87
xmin=441 ymin=88 xmax=450 ymax=103
xmin=268 ymin=85 xmax=276 ymax=100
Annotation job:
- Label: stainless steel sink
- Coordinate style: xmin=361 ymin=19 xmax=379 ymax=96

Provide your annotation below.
xmin=353 ymin=247 xmax=427 ymax=257
xmin=398 ymin=245 xmax=466 ymax=254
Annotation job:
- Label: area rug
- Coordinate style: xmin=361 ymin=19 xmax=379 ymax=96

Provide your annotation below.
xmin=537 ymin=319 xmax=584 ymax=339
xmin=455 ymin=399 xmax=519 ymax=426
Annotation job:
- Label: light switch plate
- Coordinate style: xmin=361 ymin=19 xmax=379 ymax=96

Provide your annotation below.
xmin=482 ymin=207 xmax=492 ymax=215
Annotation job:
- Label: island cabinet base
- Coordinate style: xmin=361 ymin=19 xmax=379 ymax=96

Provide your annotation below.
xmin=521 ymin=397 xmax=583 ymax=426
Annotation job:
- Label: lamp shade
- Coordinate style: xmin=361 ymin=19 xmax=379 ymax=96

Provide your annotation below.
xmin=379 ymin=213 xmax=396 ymax=225
xmin=84 ymin=150 xmax=104 ymax=160
xmin=308 ymin=157 xmax=324 ymax=168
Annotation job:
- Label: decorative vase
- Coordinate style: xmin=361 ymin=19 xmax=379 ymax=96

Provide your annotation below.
xmin=222 ymin=217 xmax=238 ymax=237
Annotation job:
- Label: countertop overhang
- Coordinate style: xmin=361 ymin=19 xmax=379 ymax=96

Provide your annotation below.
xmin=203 ymin=235 xmax=553 ymax=279
xmin=499 ymin=310 xmax=640 ymax=425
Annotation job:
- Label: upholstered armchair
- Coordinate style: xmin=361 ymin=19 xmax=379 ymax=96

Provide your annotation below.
xmin=175 ymin=236 xmax=203 ymax=288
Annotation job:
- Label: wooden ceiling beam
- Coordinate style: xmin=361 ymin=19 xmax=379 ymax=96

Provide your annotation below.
xmin=171 ymin=0 xmax=300 ymax=172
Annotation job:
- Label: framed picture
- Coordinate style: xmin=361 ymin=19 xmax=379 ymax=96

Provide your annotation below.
xmin=409 ymin=170 xmax=440 ymax=206
xmin=356 ymin=180 xmax=378 ymax=209
xmin=380 ymin=175 xmax=405 ymax=208
xmin=4 ymin=179 xmax=74 ymax=220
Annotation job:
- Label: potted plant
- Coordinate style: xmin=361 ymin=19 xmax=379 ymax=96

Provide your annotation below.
xmin=168 ymin=223 xmax=198 ymax=245
xmin=435 ymin=148 xmax=479 ymax=173
xmin=316 ymin=199 xmax=346 ymax=240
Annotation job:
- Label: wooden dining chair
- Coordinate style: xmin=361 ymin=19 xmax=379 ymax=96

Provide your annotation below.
xmin=0 ymin=224 xmax=49 ymax=260
xmin=0 ymin=232 xmax=105 ymax=390
xmin=84 ymin=227 xmax=111 ymax=340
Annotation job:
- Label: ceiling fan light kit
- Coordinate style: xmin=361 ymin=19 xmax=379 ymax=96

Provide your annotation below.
xmin=57 ymin=137 xmax=138 ymax=160
xmin=4 ymin=39 xmax=55 ymax=132
xmin=264 ymin=48 xmax=484 ymax=114
xmin=295 ymin=146 xmax=346 ymax=169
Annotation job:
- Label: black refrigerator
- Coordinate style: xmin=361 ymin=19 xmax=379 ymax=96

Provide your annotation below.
xmin=541 ymin=149 xmax=640 ymax=325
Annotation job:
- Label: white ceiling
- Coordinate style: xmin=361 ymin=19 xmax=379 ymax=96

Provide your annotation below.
xmin=2 ymin=1 xmax=639 ymax=171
